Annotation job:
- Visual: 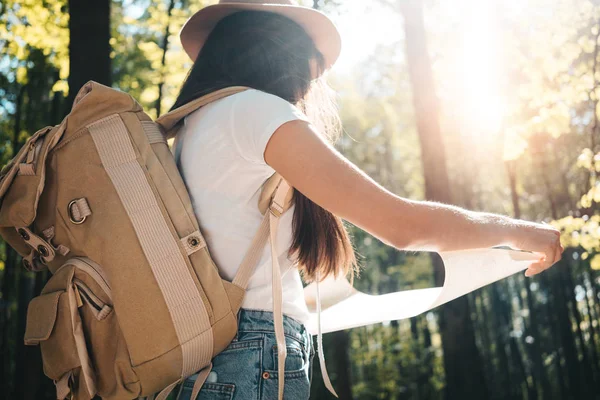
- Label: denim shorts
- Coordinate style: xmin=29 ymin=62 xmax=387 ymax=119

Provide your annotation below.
xmin=173 ymin=308 xmax=315 ymax=400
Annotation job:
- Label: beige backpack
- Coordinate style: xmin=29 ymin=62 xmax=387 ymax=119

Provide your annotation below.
xmin=0 ymin=81 xmax=299 ymax=400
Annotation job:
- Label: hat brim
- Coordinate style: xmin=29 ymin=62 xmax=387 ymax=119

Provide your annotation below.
xmin=179 ymin=3 xmax=342 ymax=71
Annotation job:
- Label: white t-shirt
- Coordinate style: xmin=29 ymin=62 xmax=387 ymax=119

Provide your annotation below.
xmin=172 ymin=89 xmax=311 ymax=325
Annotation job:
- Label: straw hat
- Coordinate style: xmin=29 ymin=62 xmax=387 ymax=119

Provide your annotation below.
xmin=179 ymin=0 xmax=342 ymax=71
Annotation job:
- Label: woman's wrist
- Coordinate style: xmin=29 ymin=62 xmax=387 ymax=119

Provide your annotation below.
xmin=478 ymin=212 xmax=522 ymax=248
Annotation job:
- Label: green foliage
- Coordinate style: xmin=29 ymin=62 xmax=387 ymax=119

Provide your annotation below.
xmin=112 ymin=0 xmax=213 ymax=117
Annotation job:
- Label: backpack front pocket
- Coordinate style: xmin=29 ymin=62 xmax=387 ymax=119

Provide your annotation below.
xmin=23 ymin=257 xmax=137 ymax=400
xmin=24 ymin=263 xmax=98 ymax=399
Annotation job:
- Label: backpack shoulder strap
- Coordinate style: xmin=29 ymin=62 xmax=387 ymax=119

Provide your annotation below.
xmin=232 ymin=175 xmax=290 ymax=290
xmin=231 ymin=175 xmax=290 ymax=400
xmin=156 ymin=86 xmax=250 ymax=138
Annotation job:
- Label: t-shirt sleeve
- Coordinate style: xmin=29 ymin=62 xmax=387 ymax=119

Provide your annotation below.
xmin=229 ymin=89 xmax=309 ymax=165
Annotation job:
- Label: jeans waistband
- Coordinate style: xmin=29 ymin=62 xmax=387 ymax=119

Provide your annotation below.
xmin=236 ymin=308 xmax=308 ymax=344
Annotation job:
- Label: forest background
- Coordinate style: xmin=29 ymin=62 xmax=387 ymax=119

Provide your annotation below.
xmin=1 ymin=0 xmax=600 ymax=399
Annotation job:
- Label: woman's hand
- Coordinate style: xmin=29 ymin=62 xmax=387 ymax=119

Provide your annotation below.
xmin=508 ymin=220 xmax=564 ymax=277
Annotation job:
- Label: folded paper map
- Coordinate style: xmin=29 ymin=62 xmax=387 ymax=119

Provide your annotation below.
xmin=303 ymin=247 xmax=540 ymax=335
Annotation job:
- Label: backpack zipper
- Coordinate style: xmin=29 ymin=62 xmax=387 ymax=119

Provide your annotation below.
xmin=57 ymin=257 xmax=112 ymax=302
xmin=74 ymin=278 xmax=106 ymax=311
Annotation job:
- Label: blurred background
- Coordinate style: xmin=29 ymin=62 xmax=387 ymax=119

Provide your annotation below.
xmin=1 ymin=0 xmax=600 ymax=399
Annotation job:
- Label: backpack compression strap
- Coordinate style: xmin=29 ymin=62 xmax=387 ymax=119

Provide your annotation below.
xmin=155 ymin=86 xmax=250 ymax=138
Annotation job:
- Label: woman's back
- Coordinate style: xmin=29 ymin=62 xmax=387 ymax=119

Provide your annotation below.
xmin=173 ymin=88 xmax=311 ymax=325
xmin=168 ymin=6 xmax=356 ymax=399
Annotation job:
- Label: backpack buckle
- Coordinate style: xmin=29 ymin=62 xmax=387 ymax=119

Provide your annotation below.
xmin=269 ymin=202 xmax=283 ymax=218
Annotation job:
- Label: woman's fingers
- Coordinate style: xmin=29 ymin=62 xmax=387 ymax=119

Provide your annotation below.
xmin=524 ymin=236 xmax=563 ymax=277
xmin=525 ymin=260 xmax=545 ymax=277
xmin=514 ymin=221 xmax=563 ymax=278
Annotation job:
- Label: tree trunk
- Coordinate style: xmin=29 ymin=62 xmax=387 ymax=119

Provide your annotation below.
xmin=535 ymin=151 xmax=587 ymax=398
xmin=496 ymin=282 xmax=533 ymax=399
xmin=331 ymin=330 xmax=353 ymax=400
xmin=67 ymin=0 xmax=111 ymax=107
xmin=155 ymin=0 xmax=176 ymax=116
xmin=589 ymin=269 xmax=600 ymax=330
xmin=560 ymin=256 xmax=596 ymax=394
xmin=549 ymin=266 xmax=582 ymax=399
xmin=583 ymin=267 xmax=600 ymax=385
xmin=505 ymin=159 xmax=552 ymax=399
xmin=399 ymin=2 xmax=487 ymax=399
xmin=524 ymin=278 xmax=554 ymax=399
xmin=419 ymin=316 xmax=435 ymax=399
xmin=490 ymin=284 xmax=513 ymax=399
xmin=15 ymin=268 xmax=48 ymax=400
xmin=0 ymin=84 xmax=26 ymax=398
xmin=49 ymin=70 xmax=64 ymax=125
xmin=539 ymin=272 xmax=570 ymax=399
xmin=473 ymin=292 xmax=497 ymax=396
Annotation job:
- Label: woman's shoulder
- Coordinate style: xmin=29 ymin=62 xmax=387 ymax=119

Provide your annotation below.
xmin=230 ymin=88 xmax=282 ymax=104
xmin=186 ymin=88 xmax=285 ymax=119
xmin=232 ymin=88 xmax=286 ymax=102
xmin=229 ymin=88 xmax=308 ymax=121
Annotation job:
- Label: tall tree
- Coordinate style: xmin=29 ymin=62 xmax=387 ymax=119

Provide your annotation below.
xmin=67 ymin=0 xmax=111 ymax=106
xmin=155 ymin=0 xmax=177 ymax=116
xmin=398 ymin=1 xmax=487 ymax=398
xmin=507 ymin=159 xmax=555 ymax=398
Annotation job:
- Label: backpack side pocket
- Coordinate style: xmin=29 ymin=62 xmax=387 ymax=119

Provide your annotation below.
xmin=24 ymin=264 xmax=97 ymax=399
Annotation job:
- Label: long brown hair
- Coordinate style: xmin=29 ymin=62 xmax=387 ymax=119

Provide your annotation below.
xmin=172 ymin=10 xmax=357 ymax=282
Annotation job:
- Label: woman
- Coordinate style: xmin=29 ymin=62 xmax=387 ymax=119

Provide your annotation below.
xmin=169 ymin=1 xmax=563 ymax=399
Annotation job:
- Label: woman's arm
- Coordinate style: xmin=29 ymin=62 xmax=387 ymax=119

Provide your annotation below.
xmin=264 ymin=120 xmax=563 ymax=276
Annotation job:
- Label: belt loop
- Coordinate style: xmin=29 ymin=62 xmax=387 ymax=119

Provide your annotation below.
xmin=234 ymin=309 xmax=243 ymax=341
